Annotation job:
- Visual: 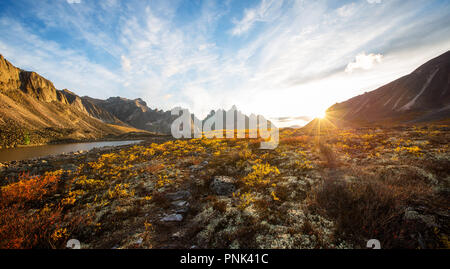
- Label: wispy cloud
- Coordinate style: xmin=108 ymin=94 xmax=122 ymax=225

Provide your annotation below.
xmin=0 ymin=0 xmax=449 ymax=123
xmin=231 ymin=0 xmax=283 ymax=36
xmin=66 ymin=0 xmax=81 ymax=4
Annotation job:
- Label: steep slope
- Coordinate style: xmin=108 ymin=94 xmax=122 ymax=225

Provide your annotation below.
xmin=326 ymin=51 xmax=450 ymax=126
xmin=60 ymin=90 xmax=124 ymax=124
xmin=0 ymin=54 xmax=147 ymax=148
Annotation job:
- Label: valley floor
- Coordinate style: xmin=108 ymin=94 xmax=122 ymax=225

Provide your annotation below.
xmin=0 ymin=124 xmax=449 ymax=249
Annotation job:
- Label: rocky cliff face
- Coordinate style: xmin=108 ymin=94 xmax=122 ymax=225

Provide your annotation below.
xmin=326 ymin=51 xmax=450 ymax=126
xmin=0 ymin=54 xmax=177 ymax=138
xmin=0 ymin=55 xmax=70 ymax=104
xmin=61 ymin=89 xmax=86 ymax=113
xmin=20 ymin=71 xmax=69 ymax=104
xmin=0 ymin=55 xmax=21 ymax=93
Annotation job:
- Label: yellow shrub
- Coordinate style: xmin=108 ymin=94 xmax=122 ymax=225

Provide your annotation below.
xmin=242 ymin=163 xmax=280 ymax=186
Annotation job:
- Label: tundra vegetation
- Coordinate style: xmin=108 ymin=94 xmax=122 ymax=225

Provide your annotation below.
xmin=0 ymin=124 xmax=448 ymax=249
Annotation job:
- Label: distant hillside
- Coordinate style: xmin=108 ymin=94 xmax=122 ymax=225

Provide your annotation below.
xmin=83 ymin=96 xmax=178 ymax=134
xmin=0 ymin=54 xmax=150 ymax=148
xmin=325 ymin=51 xmax=450 ymax=126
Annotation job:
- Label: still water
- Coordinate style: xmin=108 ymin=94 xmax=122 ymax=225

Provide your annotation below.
xmin=0 ymin=140 xmax=142 ymax=162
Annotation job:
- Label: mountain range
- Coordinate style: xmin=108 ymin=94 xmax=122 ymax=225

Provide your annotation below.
xmin=0 ymin=54 xmax=271 ymax=148
xmin=1 ymin=51 xmax=449 ymax=148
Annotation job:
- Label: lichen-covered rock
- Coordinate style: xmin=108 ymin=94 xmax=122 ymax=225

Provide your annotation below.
xmin=403 ymin=207 xmax=437 ymax=228
xmin=210 ymin=176 xmax=236 ymax=196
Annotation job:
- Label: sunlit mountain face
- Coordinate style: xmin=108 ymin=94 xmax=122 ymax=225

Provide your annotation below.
xmin=1 ymin=0 xmax=450 ymax=126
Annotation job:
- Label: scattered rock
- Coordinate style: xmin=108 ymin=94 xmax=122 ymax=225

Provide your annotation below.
xmin=161 ymin=214 xmax=183 ymax=222
xmin=172 ymin=200 xmax=189 ymax=207
xmin=166 ymin=190 xmax=191 ymax=201
xmin=210 ymin=176 xmax=236 ymax=196
xmin=404 ymin=208 xmax=420 ymax=220
xmin=172 ymin=231 xmax=182 ymax=238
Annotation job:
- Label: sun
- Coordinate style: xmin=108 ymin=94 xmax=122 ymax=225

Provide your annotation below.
xmin=315 ymin=110 xmax=327 ymax=119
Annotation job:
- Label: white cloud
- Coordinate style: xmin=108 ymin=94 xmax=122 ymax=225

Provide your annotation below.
xmin=367 ymin=0 xmax=382 ymax=4
xmin=345 ymin=52 xmax=383 ymax=73
xmin=198 ymin=43 xmax=215 ymax=51
xmin=0 ymin=17 xmax=122 ymax=99
xmin=67 ymin=0 xmax=81 ymax=4
xmin=337 ymin=3 xmax=356 ymax=17
xmin=120 ymin=55 xmax=131 ymax=72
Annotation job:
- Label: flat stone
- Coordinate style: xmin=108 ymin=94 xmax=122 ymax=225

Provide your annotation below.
xmin=172 ymin=200 xmax=189 ymax=207
xmin=161 ymin=214 xmax=183 ymax=222
xmin=176 ymin=207 xmax=189 ymax=214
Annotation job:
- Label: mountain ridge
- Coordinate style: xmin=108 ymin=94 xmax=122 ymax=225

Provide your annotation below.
xmin=323 ymin=50 xmax=450 ymax=127
xmin=0 ymin=54 xmax=152 ymax=148
xmin=0 ymin=54 xmax=274 ymax=148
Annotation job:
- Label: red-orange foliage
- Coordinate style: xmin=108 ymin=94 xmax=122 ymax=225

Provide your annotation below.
xmin=0 ymin=173 xmax=71 ymax=249
xmin=1 ymin=173 xmax=59 ymax=205
xmin=0 ymin=203 xmax=64 ymax=248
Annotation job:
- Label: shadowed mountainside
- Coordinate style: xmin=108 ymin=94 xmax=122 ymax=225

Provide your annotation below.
xmin=324 ymin=51 xmax=450 ymax=127
xmin=0 ymin=54 xmax=151 ymax=148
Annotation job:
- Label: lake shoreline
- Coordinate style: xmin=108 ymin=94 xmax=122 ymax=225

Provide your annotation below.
xmin=0 ymin=136 xmax=172 ymax=185
xmin=0 ymin=129 xmax=170 ymax=150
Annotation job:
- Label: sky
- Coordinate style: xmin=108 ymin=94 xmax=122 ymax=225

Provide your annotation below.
xmin=0 ymin=0 xmax=449 ymax=127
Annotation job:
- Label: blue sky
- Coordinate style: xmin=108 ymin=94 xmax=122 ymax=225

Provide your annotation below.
xmin=0 ymin=0 xmax=449 ymax=126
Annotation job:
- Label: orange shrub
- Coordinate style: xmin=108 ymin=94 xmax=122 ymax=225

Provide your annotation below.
xmin=0 ymin=203 xmax=64 ymax=248
xmin=0 ymin=173 xmax=60 ymax=205
xmin=0 ymin=173 xmax=80 ymax=249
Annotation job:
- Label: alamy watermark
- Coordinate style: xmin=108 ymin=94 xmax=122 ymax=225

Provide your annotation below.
xmin=170 ymin=108 xmax=279 ymax=149
xmin=366 ymin=239 xmax=381 ymax=249
xmin=66 ymin=239 xmax=81 ymax=249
